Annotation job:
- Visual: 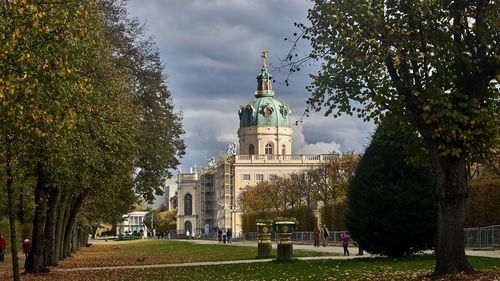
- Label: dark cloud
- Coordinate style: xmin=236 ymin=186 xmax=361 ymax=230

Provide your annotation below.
xmin=127 ymin=0 xmax=375 ymax=170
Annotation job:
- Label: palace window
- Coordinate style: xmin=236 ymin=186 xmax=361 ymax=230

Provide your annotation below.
xmin=256 ymin=174 xmax=264 ymax=182
xmin=184 ymin=194 xmax=192 ymax=215
xmin=249 ymin=144 xmax=255 ymax=155
xmin=242 ymin=174 xmax=251 ymax=181
xmin=184 ymin=221 xmax=192 ymax=234
xmin=265 ymin=144 xmax=273 ymax=155
xmin=281 ymin=144 xmax=286 ymax=155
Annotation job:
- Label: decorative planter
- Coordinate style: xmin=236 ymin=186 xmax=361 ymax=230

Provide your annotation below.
xmin=274 ymin=218 xmax=297 ymax=261
xmin=256 ymin=219 xmax=273 ymax=258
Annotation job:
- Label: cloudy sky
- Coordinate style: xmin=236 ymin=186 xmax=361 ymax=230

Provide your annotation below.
xmin=126 ymin=0 xmax=376 ymax=171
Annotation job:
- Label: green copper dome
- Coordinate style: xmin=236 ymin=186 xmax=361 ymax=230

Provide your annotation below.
xmin=238 ymin=61 xmax=291 ymax=128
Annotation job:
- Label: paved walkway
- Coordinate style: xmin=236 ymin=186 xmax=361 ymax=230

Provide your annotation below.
xmin=183 ymin=238 xmax=500 ymax=258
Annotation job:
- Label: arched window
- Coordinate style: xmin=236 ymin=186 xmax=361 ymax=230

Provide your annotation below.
xmin=265 ymin=144 xmax=273 ymax=155
xmin=184 ymin=194 xmax=192 ymax=215
xmin=184 ymin=221 xmax=192 ymax=234
xmin=282 ymin=144 xmax=286 ymax=155
xmin=249 ymin=144 xmax=255 ymax=155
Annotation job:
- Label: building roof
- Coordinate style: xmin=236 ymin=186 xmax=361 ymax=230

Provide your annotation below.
xmin=238 ymin=57 xmax=291 ymax=128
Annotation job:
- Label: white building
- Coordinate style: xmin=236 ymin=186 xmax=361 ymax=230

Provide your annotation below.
xmin=116 ymin=211 xmax=148 ymax=237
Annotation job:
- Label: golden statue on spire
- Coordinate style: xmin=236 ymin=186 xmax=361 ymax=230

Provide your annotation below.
xmin=261 ymin=49 xmax=268 ymax=67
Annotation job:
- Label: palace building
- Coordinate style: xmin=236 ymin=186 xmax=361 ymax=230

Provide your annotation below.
xmin=176 ymin=52 xmax=334 ymax=238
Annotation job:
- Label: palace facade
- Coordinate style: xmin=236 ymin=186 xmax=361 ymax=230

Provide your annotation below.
xmin=176 ymin=53 xmax=334 ymax=238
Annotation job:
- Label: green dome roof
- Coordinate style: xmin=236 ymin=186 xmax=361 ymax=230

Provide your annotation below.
xmin=239 ymin=96 xmax=291 ymax=128
xmin=238 ymin=62 xmax=291 ymax=128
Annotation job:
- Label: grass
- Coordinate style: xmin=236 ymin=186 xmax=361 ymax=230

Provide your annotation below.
xmin=6 ymin=240 xmax=499 ymax=280
xmin=55 ymin=239 xmax=331 ymax=268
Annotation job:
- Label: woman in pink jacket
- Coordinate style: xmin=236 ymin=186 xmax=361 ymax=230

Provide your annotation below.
xmin=340 ymin=232 xmax=351 ymax=256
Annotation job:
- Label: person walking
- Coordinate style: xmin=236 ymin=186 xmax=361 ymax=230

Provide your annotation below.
xmin=0 ymin=233 xmax=6 ymax=262
xmin=341 ymin=232 xmax=351 ymax=256
xmin=217 ymin=229 xmax=222 ymax=243
xmin=222 ymin=229 xmax=227 ymax=244
xmin=356 ymin=243 xmax=364 ymax=256
xmin=227 ymin=228 xmax=232 ymax=244
xmin=185 ymin=229 xmax=190 ymax=240
xmin=322 ymin=225 xmax=329 ymax=247
xmin=23 ymin=238 xmax=31 ymax=258
xmin=313 ymin=226 xmax=320 ymax=247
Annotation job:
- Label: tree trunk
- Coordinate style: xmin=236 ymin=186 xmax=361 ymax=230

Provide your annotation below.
xmin=54 ymin=192 xmax=69 ymax=263
xmin=25 ymin=163 xmax=50 ymax=273
xmin=59 ymin=194 xmax=72 ymax=260
xmin=44 ymin=187 xmax=59 ymax=266
xmin=6 ymin=144 xmax=20 ymax=281
xmin=63 ymin=194 xmax=85 ymax=258
xmin=83 ymin=230 xmax=89 ymax=246
xmin=18 ymin=185 xmax=25 ymax=225
xmin=430 ymin=153 xmax=474 ymax=275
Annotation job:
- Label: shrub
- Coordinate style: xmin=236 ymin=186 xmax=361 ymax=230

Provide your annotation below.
xmin=321 ymin=201 xmax=348 ymax=231
xmin=346 ymin=118 xmax=436 ymax=257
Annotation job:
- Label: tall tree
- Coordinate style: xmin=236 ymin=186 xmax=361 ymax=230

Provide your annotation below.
xmin=101 ymin=0 xmax=186 ymax=204
xmin=296 ymin=0 xmax=499 ymax=275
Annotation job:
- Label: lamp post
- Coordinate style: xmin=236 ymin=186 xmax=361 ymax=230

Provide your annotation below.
xmin=150 ymin=212 xmax=154 ymax=237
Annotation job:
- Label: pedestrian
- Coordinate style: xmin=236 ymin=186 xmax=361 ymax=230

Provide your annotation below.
xmin=227 ymin=228 xmax=232 ymax=244
xmin=313 ymin=226 xmax=320 ymax=247
xmin=322 ymin=225 xmax=329 ymax=247
xmin=356 ymin=243 xmax=364 ymax=256
xmin=341 ymin=232 xmax=351 ymax=256
xmin=23 ymin=238 xmax=31 ymax=258
xmin=218 ymin=229 xmax=222 ymax=243
xmin=0 ymin=233 xmax=6 ymax=262
xmin=222 ymin=229 xmax=227 ymax=244
xmin=186 ymin=229 xmax=190 ymax=240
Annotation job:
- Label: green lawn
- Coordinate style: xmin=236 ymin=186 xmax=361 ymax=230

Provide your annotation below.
xmin=13 ymin=240 xmax=500 ymax=281
xmin=57 ymin=239 xmax=331 ymax=268
xmin=113 ymin=256 xmax=500 ymax=281
xmin=21 ymin=254 xmax=500 ymax=281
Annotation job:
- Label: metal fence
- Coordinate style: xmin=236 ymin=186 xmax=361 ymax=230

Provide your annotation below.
xmin=239 ymin=226 xmax=500 ymax=249
xmin=464 ymin=225 xmax=500 ymax=249
xmin=238 ymin=231 xmax=352 ymax=245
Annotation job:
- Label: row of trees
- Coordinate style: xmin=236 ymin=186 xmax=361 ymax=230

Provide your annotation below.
xmin=0 ymin=1 xmax=184 ymax=279
xmin=238 ymin=152 xmax=359 ymax=231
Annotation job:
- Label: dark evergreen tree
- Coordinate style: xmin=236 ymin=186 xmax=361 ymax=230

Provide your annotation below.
xmin=346 ymin=117 xmax=436 ymax=257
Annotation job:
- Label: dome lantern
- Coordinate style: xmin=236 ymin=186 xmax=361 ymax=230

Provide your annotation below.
xmin=237 ymin=51 xmax=293 ymax=156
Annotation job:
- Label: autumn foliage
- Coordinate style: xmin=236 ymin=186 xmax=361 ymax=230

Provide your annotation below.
xmin=465 ymin=175 xmax=500 ymax=227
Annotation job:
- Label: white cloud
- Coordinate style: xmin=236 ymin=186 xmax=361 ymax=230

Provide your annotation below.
xmin=126 ymin=0 xmax=374 ymax=169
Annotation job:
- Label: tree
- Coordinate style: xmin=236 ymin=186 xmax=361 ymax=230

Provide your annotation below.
xmin=157 ymin=209 xmax=177 ymax=232
xmin=346 ymin=117 xmax=436 ymax=257
xmin=101 ymin=1 xmax=186 ymax=204
xmin=238 ymin=182 xmax=278 ymax=212
xmin=143 ymin=210 xmax=160 ymax=231
xmin=296 ymin=0 xmax=499 ymax=274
